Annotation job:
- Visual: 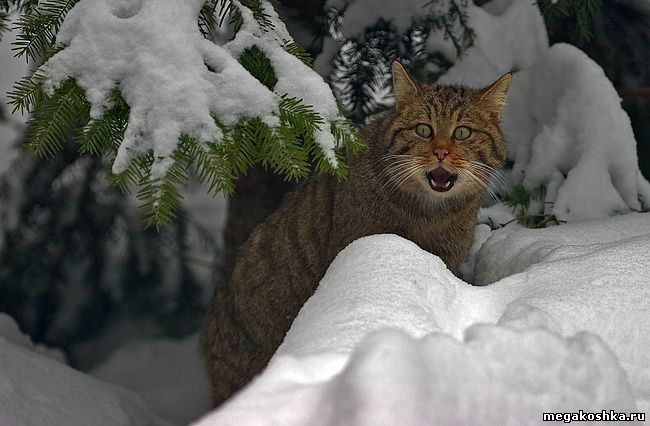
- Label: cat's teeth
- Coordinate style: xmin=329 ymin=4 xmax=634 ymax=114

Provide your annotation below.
xmin=444 ymin=181 xmax=451 ymax=188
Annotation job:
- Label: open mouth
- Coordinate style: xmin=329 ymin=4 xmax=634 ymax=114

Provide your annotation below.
xmin=426 ymin=167 xmax=458 ymax=192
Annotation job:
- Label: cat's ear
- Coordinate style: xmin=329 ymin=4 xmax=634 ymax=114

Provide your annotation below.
xmin=478 ymin=72 xmax=512 ymax=116
xmin=392 ymin=61 xmax=420 ymax=108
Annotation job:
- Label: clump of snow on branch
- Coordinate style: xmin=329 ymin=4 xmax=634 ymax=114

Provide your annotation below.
xmin=502 ymin=44 xmax=650 ymax=220
xmin=434 ymin=0 xmax=649 ymax=220
xmin=40 ymin=0 xmax=343 ymax=179
xmin=326 ymin=0 xmax=432 ymax=38
xmin=225 ymin=0 xmax=343 ymax=163
xmin=437 ymin=0 xmax=548 ymax=84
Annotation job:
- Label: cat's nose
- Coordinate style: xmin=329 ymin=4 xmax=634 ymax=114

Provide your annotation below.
xmin=434 ymin=148 xmax=449 ymax=161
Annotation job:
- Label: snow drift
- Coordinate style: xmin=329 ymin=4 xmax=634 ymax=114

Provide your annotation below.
xmin=3 ymin=213 xmax=648 ymax=426
xmin=0 ymin=314 xmax=168 ymax=426
xmin=196 ymin=213 xmax=650 ymax=425
xmin=91 ymin=335 xmax=213 ymax=426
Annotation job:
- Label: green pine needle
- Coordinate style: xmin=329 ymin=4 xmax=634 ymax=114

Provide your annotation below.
xmin=7 ymin=0 xmax=364 ymax=227
xmin=537 ymin=0 xmax=602 ymax=42
xmin=239 ymin=46 xmax=278 ymax=89
xmin=24 ymin=79 xmax=88 ymax=158
xmin=283 ymin=40 xmax=313 ymax=67
xmin=77 ymin=91 xmax=129 ymax=156
xmin=198 ymin=0 xmax=219 ymax=38
xmin=12 ymin=0 xmax=78 ymax=62
xmin=7 ymin=72 xmax=45 ymax=114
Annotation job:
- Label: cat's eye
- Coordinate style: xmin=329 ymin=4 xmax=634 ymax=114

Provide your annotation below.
xmin=415 ymin=124 xmax=433 ymax=138
xmin=454 ymin=126 xmax=471 ymax=140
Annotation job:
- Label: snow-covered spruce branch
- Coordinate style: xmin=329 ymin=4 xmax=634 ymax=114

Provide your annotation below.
xmin=321 ymin=0 xmax=475 ymax=123
xmin=536 ymin=0 xmax=602 ymax=42
xmin=8 ymin=0 xmax=362 ymax=227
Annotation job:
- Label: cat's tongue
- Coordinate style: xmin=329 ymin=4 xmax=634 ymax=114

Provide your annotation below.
xmin=427 ymin=167 xmax=457 ymax=192
xmin=430 ymin=167 xmax=452 ymax=184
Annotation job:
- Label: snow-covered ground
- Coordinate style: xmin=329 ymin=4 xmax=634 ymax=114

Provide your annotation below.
xmin=196 ymin=213 xmax=650 ymax=425
xmin=0 ymin=314 xmax=169 ymax=426
xmin=3 ymin=212 xmax=648 ymax=425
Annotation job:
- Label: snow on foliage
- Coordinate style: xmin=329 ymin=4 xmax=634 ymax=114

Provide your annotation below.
xmin=40 ymin=0 xmax=343 ymax=179
xmin=196 ymin=213 xmax=650 ymax=425
xmin=226 ymin=1 xmax=343 ymax=164
xmin=502 ymin=43 xmax=650 ymax=220
xmin=0 ymin=315 xmax=167 ymax=426
xmin=326 ymin=0 xmax=433 ymax=38
xmin=437 ymin=0 xmax=548 ymax=83
xmin=436 ymin=0 xmax=650 ymax=220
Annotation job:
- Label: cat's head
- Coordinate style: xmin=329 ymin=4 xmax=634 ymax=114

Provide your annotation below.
xmin=378 ymin=61 xmax=511 ymax=202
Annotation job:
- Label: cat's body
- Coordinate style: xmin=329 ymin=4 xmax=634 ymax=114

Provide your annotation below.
xmin=202 ymin=63 xmax=511 ymax=406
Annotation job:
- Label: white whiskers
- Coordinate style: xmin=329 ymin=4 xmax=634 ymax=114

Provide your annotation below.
xmin=375 ymin=154 xmax=425 ymax=198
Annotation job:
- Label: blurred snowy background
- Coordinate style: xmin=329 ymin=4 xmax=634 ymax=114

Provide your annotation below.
xmin=1 ymin=0 xmax=649 ymax=425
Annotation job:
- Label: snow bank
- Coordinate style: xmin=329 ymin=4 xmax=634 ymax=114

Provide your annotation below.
xmin=0 ymin=313 xmax=66 ymax=363
xmin=91 ymin=335 xmax=212 ymax=425
xmin=196 ymin=213 xmax=650 ymax=425
xmin=475 ymin=212 xmax=650 ymax=284
xmin=0 ymin=314 xmax=168 ymax=426
xmin=200 ymin=327 xmax=634 ymax=426
xmin=474 ymin=215 xmax=650 ymax=408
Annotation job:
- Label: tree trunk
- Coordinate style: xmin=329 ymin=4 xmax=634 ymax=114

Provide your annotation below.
xmin=221 ymin=166 xmax=297 ymax=280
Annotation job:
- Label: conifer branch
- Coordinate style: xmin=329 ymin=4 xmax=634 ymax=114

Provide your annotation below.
xmin=24 ymin=79 xmax=88 ymax=158
xmin=7 ymin=72 xmax=45 ymax=114
xmin=0 ymin=10 xmax=9 ymax=40
xmin=199 ymin=0 xmax=220 ymax=38
xmin=283 ymin=40 xmax=313 ymax=67
xmin=537 ymin=0 xmax=602 ymax=42
xmin=239 ymin=46 xmax=277 ymax=89
xmin=7 ymin=0 xmax=361 ymax=227
xmin=12 ymin=0 xmax=78 ymax=61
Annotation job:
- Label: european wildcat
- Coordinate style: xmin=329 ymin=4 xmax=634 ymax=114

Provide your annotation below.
xmin=202 ymin=61 xmax=511 ymax=406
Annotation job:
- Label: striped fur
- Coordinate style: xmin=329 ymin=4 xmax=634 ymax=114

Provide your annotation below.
xmin=202 ymin=62 xmax=511 ymax=406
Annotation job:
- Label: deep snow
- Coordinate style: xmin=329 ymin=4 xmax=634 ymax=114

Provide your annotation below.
xmin=0 ymin=314 xmax=168 ymax=426
xmin=2 ymin=213 xmax=649 ymax=425
xmin=195 ymin=214 xmax=650 ymax=425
